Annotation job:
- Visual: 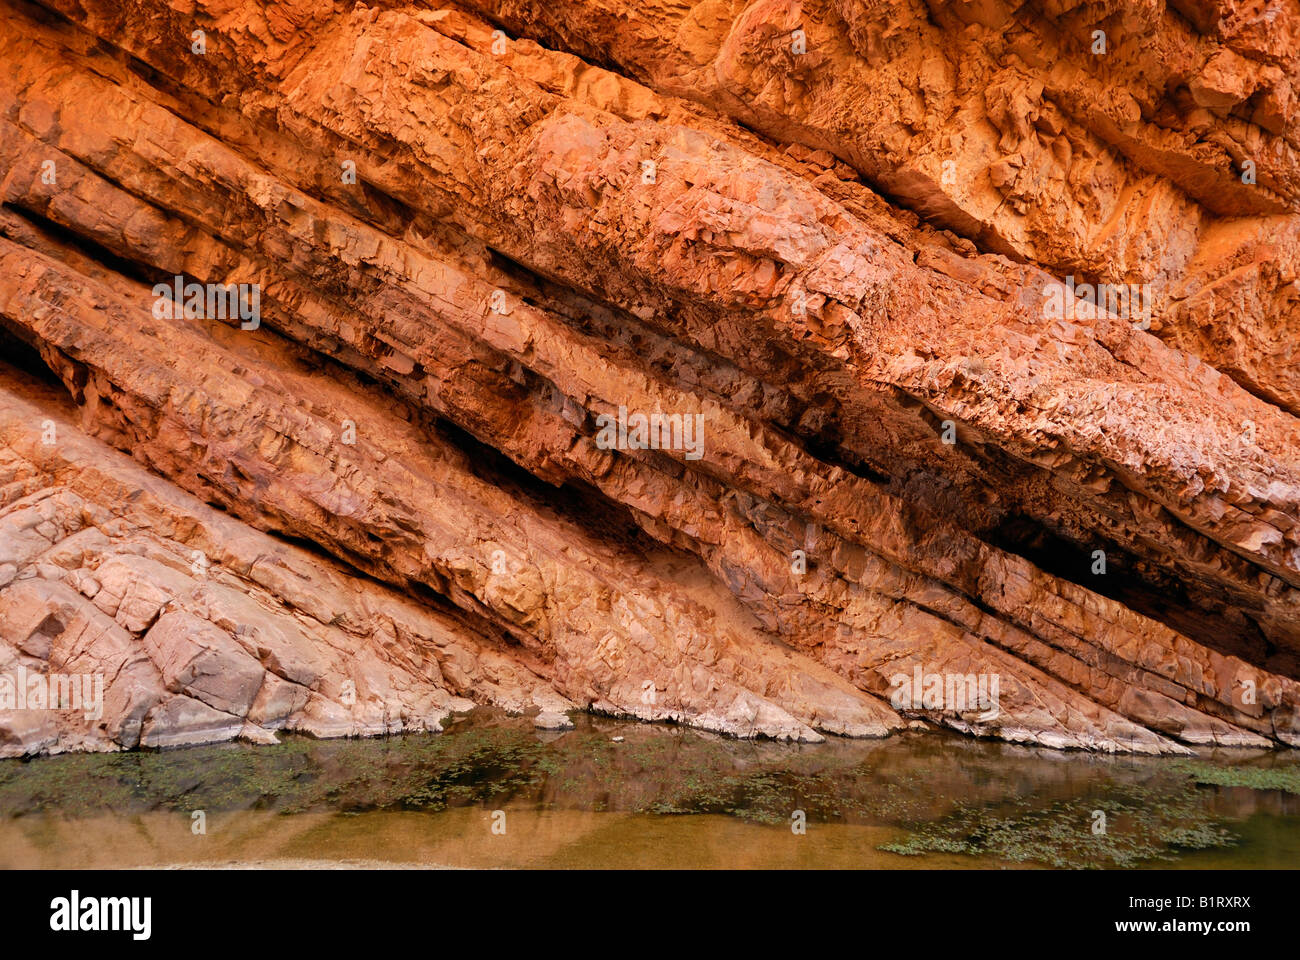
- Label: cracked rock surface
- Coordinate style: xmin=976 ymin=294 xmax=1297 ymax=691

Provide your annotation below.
xmin=0 ymin=0 xmax=1296 ymax=756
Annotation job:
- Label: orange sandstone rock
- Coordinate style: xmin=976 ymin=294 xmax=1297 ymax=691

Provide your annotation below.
xmin=0 ymin=0 xmax=1295 ymax=755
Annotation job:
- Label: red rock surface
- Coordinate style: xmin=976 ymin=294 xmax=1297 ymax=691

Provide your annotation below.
xmin=0 ymin=0 xmax=1296 ymax=755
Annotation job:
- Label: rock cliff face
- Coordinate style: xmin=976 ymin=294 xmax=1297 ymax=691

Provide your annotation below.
xmin=0 ymin=0 xmax=1297 ymax=756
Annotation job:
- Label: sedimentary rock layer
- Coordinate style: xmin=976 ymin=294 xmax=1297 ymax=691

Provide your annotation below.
xmin=0 ymin=0 xmax=1296 ymax=755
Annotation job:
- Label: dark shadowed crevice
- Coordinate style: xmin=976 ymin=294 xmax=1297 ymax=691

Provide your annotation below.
xmin=1 ymin=202 xmax=166 ymax=288
xmin=0 ymin=321 xmax=66 ymax=391
xmin=431 ymin=415 xmax=666 ymax=556
xmin=979 ymin=512 xmax=1297 ymax=680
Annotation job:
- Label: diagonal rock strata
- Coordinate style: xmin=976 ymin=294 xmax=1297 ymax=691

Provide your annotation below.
xmin=0 ymin=0 xmax=1296 ymax=755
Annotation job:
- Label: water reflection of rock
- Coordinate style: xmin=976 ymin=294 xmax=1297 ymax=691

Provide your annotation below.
xmin=4 ymin=709 xmax=1296 ymax=833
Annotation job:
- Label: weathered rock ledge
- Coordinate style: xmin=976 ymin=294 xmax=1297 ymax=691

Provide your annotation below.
xmin=0 ymin=0 xmax=1297 ymax=756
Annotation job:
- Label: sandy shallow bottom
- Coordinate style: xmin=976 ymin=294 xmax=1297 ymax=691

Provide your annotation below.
xmin=151 ymin=859 xmax=449 ymax=869
xmin=3 ymin=807 xmax=1023 ymax=869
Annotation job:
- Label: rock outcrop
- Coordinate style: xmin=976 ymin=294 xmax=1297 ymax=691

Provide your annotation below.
xmin=0 ymin=0 xmax=1297 ymax=756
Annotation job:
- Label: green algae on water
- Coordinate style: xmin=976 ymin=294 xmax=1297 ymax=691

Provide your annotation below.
xmin=1 ymin=711 xmax=1298 ymax=868
xmin=1169 ymin=759 xmax=1300 ymax=795
xmin=877 ymin=786 xmax=1238 ymax=869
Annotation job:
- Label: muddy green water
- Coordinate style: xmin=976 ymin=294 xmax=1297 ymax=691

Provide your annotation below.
xmin=2 ymin=710 xmax=1298 ymax=869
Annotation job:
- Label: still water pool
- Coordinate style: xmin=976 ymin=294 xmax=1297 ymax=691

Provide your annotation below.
xmin=2 ymin=710 xmax=1298 ymax=869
